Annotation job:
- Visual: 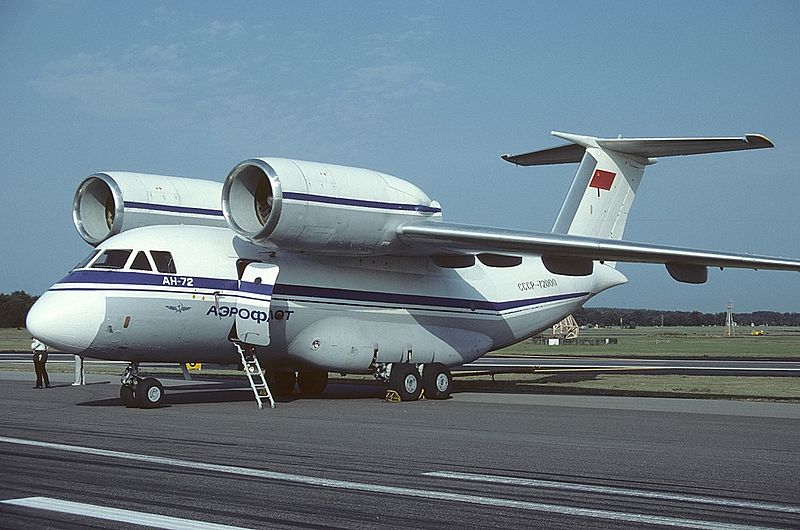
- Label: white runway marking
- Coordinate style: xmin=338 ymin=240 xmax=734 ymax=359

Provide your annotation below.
xmin=0 ymin=436 xmax=777 ymax=530
xmin=423 ymin=471 xmax=800 ymax=514
xmin=2 ymin=497 xmax=253 ymax=530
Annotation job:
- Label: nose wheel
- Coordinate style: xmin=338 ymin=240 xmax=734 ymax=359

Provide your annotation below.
xmin=119 ymin=362 xmax=165 ymax=408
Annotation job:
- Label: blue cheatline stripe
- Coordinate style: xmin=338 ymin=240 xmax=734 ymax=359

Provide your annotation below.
xmin=123 ymin=194 xmax=441 ymax=217
xmin=50 ymin=287 xmax=271 ymax=304
xmin=123 ymin=201 xmax=224 ymax=217
xmin=282 ymin=192 xmax=441 ymax=214
xmin=53 ymin=270 xmax=273 ymax=302
xmin=52 ymin=269 xmax=586 ymax=313
xmin=272 ymin=284 xmax=588 ymax=312
xmin=57 ymin=270 xmax=240 ymax=292
xmin=238 ymin=281 xmax=274 ymax=296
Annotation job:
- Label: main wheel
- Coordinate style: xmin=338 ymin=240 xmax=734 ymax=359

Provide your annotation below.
xmin=270 ymin=371 xmax=297 ymax=397
xmin=422 ymin=363 xmax=452 ymax=399
xmin=120 ymin=385 xmax=137 ymax=408
xmin=388 ymin=364 xmax=422 ymax=401
xmin=297 ymin=371 xmax=329 ymax=395
xmin=136 ymin=378 xmax=164 ymax=408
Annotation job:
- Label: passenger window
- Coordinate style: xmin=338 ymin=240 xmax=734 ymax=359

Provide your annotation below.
xmin=151 ymin=251 xmax=177 ymax=274
xmin=74 ymin=250 xmax=101 ymax=270
xmin=130 ymin=251 xmax=152 ymax=271
xmin=91 ymin=249 xmax=133 ymax=270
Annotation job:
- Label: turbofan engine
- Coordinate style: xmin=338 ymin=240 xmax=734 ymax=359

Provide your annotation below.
xmin=221 ymin=158 xmax=441 ymax=254
xmin=73 ymin=172 xmax=226 ymax=245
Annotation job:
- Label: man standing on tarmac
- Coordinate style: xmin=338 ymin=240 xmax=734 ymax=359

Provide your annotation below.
xmin=31 ymin=337 xmax=50 ymax=389
xmin=73 ymin=355 xmax=85 ymax=386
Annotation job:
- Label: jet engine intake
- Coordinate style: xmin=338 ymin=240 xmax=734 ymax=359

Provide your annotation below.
xmin=73 ymin=172 xmax=226 ymax=245
xmin=222 ymin=158 xmax=441 ymax=255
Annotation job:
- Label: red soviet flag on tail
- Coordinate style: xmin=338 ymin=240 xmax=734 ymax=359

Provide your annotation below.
xmin=589 ymin=169 xmax=616 ymax=196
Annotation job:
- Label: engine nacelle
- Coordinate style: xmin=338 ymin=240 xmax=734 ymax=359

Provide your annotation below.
xmin=73 ymin=172 xmax=226 ymax=245
xmin=221 ymin=158 xmax=441 ymax=254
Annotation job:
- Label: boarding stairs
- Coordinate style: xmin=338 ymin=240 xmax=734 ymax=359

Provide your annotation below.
xmin=234 ymin=343 xmax=275 ymax=409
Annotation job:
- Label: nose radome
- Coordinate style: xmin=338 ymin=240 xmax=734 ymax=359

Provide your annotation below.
xmin=26 ymin=291 xmax=105 ymax=353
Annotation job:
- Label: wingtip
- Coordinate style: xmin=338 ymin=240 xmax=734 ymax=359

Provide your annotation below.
xmin=500 ymin=153 xmax=519 ymax=166
xmin=551 ymin=131 xmax=596 ymax=148
xmin=745 ymin=133 xmax=774 ymax=149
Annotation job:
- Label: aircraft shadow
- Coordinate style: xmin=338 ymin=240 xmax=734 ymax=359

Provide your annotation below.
xmin=77 ymin=381 xmax=387 ymax=407
xmin=67 ymin=375 xmax=618 ymax=407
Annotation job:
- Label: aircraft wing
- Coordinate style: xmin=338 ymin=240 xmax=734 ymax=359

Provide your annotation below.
xmin=397 ymin=222 xmax=800 ymax=281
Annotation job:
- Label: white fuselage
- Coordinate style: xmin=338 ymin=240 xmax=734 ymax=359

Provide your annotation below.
xmin=27 ymin=225 xmax=626 ymax=372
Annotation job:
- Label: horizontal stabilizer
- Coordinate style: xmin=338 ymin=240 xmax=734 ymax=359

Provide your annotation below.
xmin=502 ymin=132 xmax=773 ymax=166
xmin=595 ymin=133 xmax=774 ymax=158
xmin=501 ymin=143 xmax=585 ymax=166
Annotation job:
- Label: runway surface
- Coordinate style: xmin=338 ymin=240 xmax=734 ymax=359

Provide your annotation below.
xmin=0 ymin=370 xmax=798 ymax=529
xmin=464 ymin=356 xmax=800 ymax=376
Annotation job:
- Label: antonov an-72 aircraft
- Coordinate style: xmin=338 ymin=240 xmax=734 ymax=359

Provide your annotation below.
xmin=26 ymin=131 xmax=800 ymax=408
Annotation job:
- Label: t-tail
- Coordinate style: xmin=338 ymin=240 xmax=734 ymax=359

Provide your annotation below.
xmin=502 ymin=131 xmax=774 ymax=242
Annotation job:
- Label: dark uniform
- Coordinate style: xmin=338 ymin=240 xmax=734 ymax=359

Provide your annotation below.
xmin=32 ymin=338 xmax=50 ymax=388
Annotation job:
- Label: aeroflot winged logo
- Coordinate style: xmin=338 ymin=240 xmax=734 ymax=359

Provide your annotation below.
xmin=589 ymin=169 xmax=616 ymax=196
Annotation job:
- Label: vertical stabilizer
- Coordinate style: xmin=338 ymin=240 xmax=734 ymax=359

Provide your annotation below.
xmin=551 ymin=143 xmax=646 ymax=240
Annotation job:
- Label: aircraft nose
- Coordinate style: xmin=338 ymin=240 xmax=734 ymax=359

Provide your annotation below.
xmin=26 ymin=291 xmax=106 ymax=353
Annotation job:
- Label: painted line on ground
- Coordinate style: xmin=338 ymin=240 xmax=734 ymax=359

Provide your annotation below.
xmin=468 ymin=362 xmax=800 ymax=370
xmin=422 ymin=471 xmax=800 ymax=514
xmin=0 ymin=436 xmax=774 ymax=530
xmin=2 ymin=497 xmax=252 ymax=530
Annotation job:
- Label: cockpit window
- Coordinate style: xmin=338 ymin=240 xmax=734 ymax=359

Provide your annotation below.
xmin=151 ymin=250 xmax=177 ymax=274
xmin=74 ymin=250 xmax=101 ymax=270
xmin=91 ymin=249 xmax=133 ymax=270
xmin=130 ymin=251 xmax=153 ymax=271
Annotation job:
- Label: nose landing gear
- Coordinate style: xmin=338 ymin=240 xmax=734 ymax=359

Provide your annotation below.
xmin=119 ymin=362 xmax=165 ymax=408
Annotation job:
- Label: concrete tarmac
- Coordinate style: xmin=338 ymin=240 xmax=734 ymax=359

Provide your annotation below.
xmin=0 ymin=369 xmax=798 ymax=529
xmin=465 ymin=356 xmax=800 ymax=376
xmin=5 ymin=352 xmax=800 ymax=376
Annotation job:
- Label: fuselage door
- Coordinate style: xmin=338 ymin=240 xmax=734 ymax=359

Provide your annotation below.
xmin=235 ymin=262 xmax=280 ymax=346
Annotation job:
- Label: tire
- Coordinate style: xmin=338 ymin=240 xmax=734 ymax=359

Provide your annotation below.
xmin=388 ymin=364 xmax=422 ymax=401
xmin=136 ymin=378 xmax=164 ymax=408
xmin=120 ymin=385 xmax=137 ymax=408
xmin=422 ymin=363 xmax=452 ymax=400
xmin=297 ymin=371 xmax=329 ymax=395
xmin=270 ymin=371 xmax=297 ymax=397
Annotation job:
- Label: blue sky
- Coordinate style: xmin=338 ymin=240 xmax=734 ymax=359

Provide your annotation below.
xmin=1 ymin=1 xmax=799 ymax=312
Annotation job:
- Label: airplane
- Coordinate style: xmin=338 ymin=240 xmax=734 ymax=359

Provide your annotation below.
xmin=25 ymin=131 xmax=800 ymax=408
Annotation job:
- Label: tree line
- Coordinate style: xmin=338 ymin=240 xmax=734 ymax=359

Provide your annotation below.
xmin=1 ymin=291 xmax=798 ymax=328
xmin=573 ymin=307 xmax=800 ymax=327
xmin=0 ymin=291 xmax=38 ymax=328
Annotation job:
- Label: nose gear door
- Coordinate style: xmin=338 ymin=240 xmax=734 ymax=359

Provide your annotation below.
xmin=235 ymin=262 xmax=280 ymax=346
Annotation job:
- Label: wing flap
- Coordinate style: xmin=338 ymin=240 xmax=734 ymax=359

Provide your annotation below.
xmin=398 ymin=222 xmax=800 ymax=272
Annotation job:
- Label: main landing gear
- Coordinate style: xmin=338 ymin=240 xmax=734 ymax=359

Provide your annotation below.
xmin=378 ymin=362 xmax=453 ymax=401
xmin=119 ymin=362 xmax=164 ymax=408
